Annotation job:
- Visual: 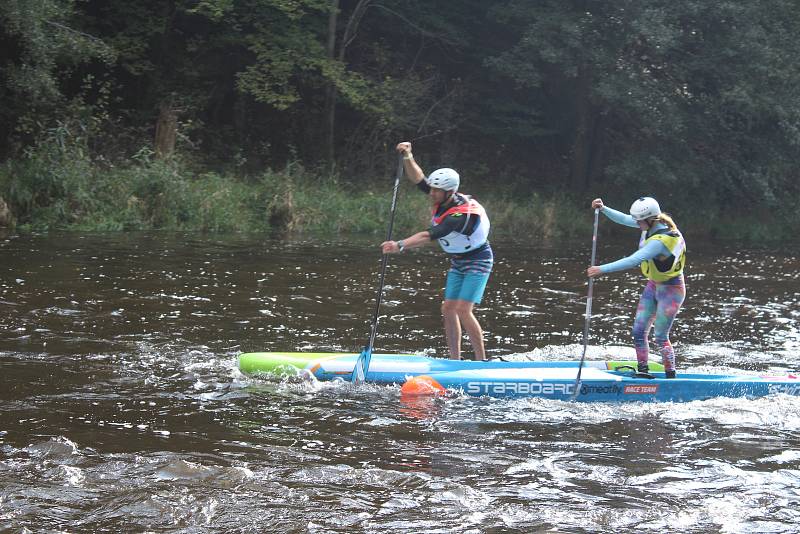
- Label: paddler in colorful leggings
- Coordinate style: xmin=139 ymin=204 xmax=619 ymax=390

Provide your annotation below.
xmin=381 ymin=141 xmax=493 ymax=361
xmin=586 ymin=197 xmax=686 ymax=378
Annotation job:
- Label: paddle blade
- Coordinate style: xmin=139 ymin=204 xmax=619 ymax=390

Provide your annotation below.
xmin=350 ymin=347 xmax=372 ymax=384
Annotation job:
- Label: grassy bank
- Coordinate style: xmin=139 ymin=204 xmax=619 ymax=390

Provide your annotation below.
xmin=0 ymin=141 xmax=794 ymax=242
xmin=0 ymin=140 xmax=590 ymax=239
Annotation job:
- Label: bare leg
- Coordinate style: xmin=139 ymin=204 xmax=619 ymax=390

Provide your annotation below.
xmin=455 ymin=300 xmax=485 ymax=361
xmin=442 ymin=300 xmax=462 ymax=359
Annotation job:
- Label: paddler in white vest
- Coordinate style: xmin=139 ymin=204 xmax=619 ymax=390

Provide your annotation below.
xmin=586 ymin=197 xmax=686 ymax=378
xmin=381 ymin=141 xmax=493 ymax=361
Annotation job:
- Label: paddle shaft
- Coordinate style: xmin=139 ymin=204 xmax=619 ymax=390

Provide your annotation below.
xmin=573 ymin=208 xmax=600 ymax=394
xmin=364 ymin=155 xmax=404 ymax=354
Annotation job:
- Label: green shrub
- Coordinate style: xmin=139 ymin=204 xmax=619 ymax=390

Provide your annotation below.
xmin=1 ymin=138 xmax=796 ymax=241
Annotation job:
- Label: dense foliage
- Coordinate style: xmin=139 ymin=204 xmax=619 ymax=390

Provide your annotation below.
xmin=1 ymin=1 xmax=799 ymax=235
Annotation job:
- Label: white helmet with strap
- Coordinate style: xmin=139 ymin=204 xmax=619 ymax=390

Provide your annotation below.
xmin=426 ymin=168 xmax=460 ymax=192
xmin=630 ymin=197 xmax=661 ymax=221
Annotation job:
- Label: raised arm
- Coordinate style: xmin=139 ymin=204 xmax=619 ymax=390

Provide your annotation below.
xmin=592 ymin=198 xmax=638 ymax=228
xmin=396 ymin=142 xmax=425 ymax=184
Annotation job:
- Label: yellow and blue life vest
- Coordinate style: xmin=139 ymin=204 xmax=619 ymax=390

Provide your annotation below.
xmin=639 ymin=229 xmax=686 ymax=282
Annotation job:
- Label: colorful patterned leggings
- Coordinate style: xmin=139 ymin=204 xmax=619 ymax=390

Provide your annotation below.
xmin=632 ymin=276 xmax=686 ymax=372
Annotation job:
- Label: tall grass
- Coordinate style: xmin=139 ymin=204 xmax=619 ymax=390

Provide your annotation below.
xmin=0 ymin=133 xmax=794 ymax=241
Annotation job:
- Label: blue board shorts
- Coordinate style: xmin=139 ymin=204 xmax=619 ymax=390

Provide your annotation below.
xmin=444 ymin=260 xmax=493 ymax=304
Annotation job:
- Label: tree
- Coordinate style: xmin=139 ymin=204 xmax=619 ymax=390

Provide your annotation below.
xmin=0 ymin=0 xmax=112 ymax=157
xmin=485 ymin=0 xmax=800 ymax=206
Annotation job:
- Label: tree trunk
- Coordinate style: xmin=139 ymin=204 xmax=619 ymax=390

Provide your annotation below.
xmin=568 ymin=65 xmax=597 ymax=190
xmin=154 ymin=103 xmax=177 ymax=158
xmin=585 ymin=112 xmax=605 ymax=189
xmin=154 ymin=0 xmax=179 ymax=160
xmin=0 ymin=196 xmax=13 ymax=227
xmin=324 ymin=0 xmax=372 ymax=166
xmin=324 ymin=0 xmax=340 ymax=165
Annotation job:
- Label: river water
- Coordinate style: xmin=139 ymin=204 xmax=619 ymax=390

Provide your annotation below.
xmin=1 ymin=231 xmax=799 ymax=533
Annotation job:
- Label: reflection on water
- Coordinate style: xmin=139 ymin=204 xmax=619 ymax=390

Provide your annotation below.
xmin=1 ymin=232 xmax=799 ymax=532
xmin=398 ymin=393 xmax=445 ymax=422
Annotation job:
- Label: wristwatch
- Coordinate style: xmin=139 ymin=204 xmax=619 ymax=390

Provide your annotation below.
xmin=397 ymin=240 xmax=405 ymax=251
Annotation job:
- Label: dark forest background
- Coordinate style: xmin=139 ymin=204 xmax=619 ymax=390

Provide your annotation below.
xmin=2 ymin=1 xmax=799 ymax=237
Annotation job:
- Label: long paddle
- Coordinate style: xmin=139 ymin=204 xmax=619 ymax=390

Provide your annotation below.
xmin=350 ymin=154 xmax=404 ymax=384
xmin=572 ymin=208 xmax=600 ymax=399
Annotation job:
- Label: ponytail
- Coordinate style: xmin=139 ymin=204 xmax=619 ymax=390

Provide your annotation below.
xmin=655 ymin=213 xmax=677 ymax=232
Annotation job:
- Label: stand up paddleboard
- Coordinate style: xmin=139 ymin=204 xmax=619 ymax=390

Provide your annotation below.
xmin=238 ymin=351 xmax=800 ymax=402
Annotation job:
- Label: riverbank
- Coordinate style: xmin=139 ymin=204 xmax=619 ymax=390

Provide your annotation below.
xmin=0 ymin=144 xmax=793 ymax=242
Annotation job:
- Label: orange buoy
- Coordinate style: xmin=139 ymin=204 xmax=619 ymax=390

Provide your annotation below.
xmin=400 ymin=375 xmax=446 ymax=396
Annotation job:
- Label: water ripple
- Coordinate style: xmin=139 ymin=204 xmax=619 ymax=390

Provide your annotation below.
xmin=1 ymin=234 xmax=799 ymax=532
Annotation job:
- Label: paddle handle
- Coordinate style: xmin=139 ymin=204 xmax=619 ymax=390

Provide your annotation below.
xmin=582 ymin=207 xmax=600 ymax=335
xmin=573 ymin=208 xmax=600 ymax=396
xmin=365 ymin=155 xmax=404 ymax=354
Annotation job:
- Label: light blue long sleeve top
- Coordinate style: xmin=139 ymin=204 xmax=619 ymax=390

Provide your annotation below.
xmin=598 ymin=206 xmax=671 ymax=274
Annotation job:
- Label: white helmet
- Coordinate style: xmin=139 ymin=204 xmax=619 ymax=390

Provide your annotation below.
xmin=426 ymin=168 xmax=460 ymax=192
xmin=629 ymin=197 xmax=661 ymax=221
